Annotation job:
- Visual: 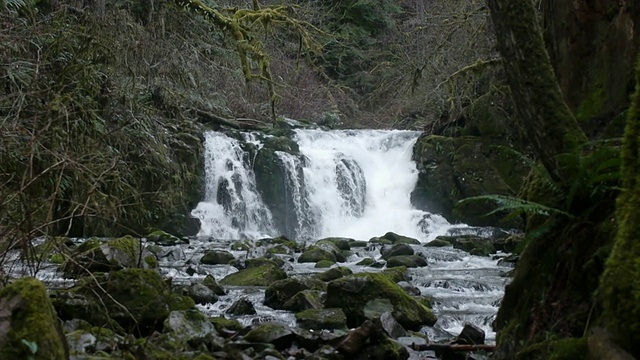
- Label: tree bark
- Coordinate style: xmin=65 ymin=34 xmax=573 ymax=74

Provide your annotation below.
xmin=486 ymin=0 xmax=588 ymax=182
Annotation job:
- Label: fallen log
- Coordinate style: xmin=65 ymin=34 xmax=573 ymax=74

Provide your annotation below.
xmin=195 ymin=109 xmax=241 ymax=129
xmin=410 ymin=343 xmax=496 ymax=352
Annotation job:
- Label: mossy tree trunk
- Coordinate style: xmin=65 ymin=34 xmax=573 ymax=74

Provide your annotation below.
xmin=600 ymin=58 xmax=640 ymax=357
xmin=486 ymin=0 xmax=588 ymax=183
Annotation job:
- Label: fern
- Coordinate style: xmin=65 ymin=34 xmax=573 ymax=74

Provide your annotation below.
xmin=456 ymin=194 xmax=573 ymax=221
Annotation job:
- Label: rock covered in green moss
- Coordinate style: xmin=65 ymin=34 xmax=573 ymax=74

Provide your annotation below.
xmin=315 ymin=259 xmax=335 ymax=268
xmin=314 ymin=266 xmax=353 ymax=282
xmin=200 ymin=250 xmax=235 ymax=265
xmin=243 ymin=322 xmax=295 ymax=349
xmin=219 ymin=265 xmax=287 ymax=286
xmin=163 ymin=309 xmax=217 ymax=343
xmin=435 ymin=235 xmax=496 ymax=256
xmin=380 ymin=232 xmax=421 ymax=245
xmin=0 ymin=277 xmax=68 ymax=360
xmin=381 ymin=243 xmax=415 ymax=259
xmin=202 ymin=275 xmax=226 ymax=296
xmin=146 ymin=230 xmax=187 ymax=246
xmin=225 ymin=297 xmax=256 ymax=315
xmin=264 ymin=277 xmax=326 ymax=310
xmin=209 ymin=316 xmax=243 ymax=333
xmin=425 ymin=238 xmax=452 ymax=247
xmin=324 ymin=272 xmax=437 ymax=330
xmin=296 ymin=308 xmax=347 ymax=330
xmin=298 ymin=245 xmax=336 ymax=263
xmin=317 ymin=237 xmax=352 ymax=250
xmin=53 ymin=269 xmax=194 ymax=335
xmin=386 ymin=255 xmax=428 ymax=268
xmin=66 ymin=326 xmax=123 ymax=357
xmin=282 ymin=290 xmax=323 ymax=312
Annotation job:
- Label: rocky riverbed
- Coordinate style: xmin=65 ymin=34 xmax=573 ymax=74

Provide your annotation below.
xmin=0 ymin=229 xmax=519 ymax=359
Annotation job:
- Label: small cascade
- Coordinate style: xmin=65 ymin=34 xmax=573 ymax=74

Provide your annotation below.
xmin=191 ymin=132 xmax=274 ymax=239
xmin=274 ymin=151 xmax=315 ymax=239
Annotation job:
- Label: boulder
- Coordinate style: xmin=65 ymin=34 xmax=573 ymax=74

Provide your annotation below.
xmin=324 ymin=272 xmax=437 ymax=330
xmin=163 ymin=309 xmax=218 ymax=343
xmin=454 ymin=323 xmax=485 ymax=345
xmin=314 ymin=267 xmax=353 ymax=282
xmin=386 ymin=255 xmax=428 ymax=268
xmin=243 ymin=322 xmax=296 ymax=350
xmin=437 ymin=235 xmax=496 ymax=256
xmin=282 ymin=290 xmax=324 ymax=312
xmin=298 ymin=246 xmax=337 ymax=263
xmin=66 ymin=326 xmax=122 ymax=357
xmin=209 ymin=317 xmax=243 ymax=333
xmin=52 ymin=269 xmax=194 ymax=335
xmin=264 ymin=277 xmax=326 ymax=310
xmin=317 ymin=237 xmax=352 ymax=250
xmin=380 ymin=232 xmax=421 ymax=245
xmin=381 ymin=244 xmax=415 ymax=260
xmin=295 ymin=308 xmax=347 ymax=330
xmin=225 ymin=297 xmax=256 ymax=315
xmin=180 ymin=283 xmax=218 ymax=305
xmin=0 ymin=278 xmax=68 ymax=360
xmin=315 ymin=260 xmax=335 ymax=268
xmin=219 ymin=265 xmax=287 ymax=287
xmin=146 ymin=230 xmax=187 ymax=246
xmin=425 ymin=238 xmax=452 ymax=247
xmin=200 ymin=250 xmax=235 ymax=265
xmin=202 ymin=275 xmax=226 ymax=296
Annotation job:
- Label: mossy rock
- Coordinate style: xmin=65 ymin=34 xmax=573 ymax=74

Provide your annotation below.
xmin=425 ymin=238 xmax=452 ymax=247
xmin=361 ymin=337 xmax=410 ymax=360
xmin=298 ymin=246 xmax=337 ymax=263
xmin=256 ymin=236 xmax=301 ymax=252
xmin=314 ymin=266 xmax=353 ymax=282
xmin=66 ymin=326 xmax=123 ymax=357
xmin=264 ymin=277 xmax=326 ymax=310
xmin=243 ymin=322 xmax=295 ymax=349
xmin=382 ymin=266 xmax=409 ymax=283
xmin=200 ymin=250 xmax=236 ymax=265
xmin=380 ymin=232 xmax=421 ymax=245
xmin=147 ymin=230 xmax=186 ymax=246
xmin=386 ymin=255 xmax=428 ymax=268
xmin=295 ymin=308 xmax=347 ymax=330
xmin=317 ymin=237 xmax=352 ymax=250
xmin=209 ymin=316 xmax=243 ymax=333
xmin=438 ymin=235 xmax=496 ymax=256
xmin=282 ymin=290 xmax=323 ymax=312
xmin=356 ymin=257 xmax=377 ymax=266
xmin=369 ymin=237 xmax=393 ymax=245
xmin=381 ymin=243 xmax=415 ymax=260
xmin=315 ymin=260 xmax=335 ymax=268
xmin=324 ymin=272 xmax=437 ymax=330
xmin=202 ymin=275 xmax=226 ymax=296
xmin=163 ymin=309 xmax=217 ymax=344
xmin=230 ymin=241 xmax=252 ymax=251
xmin=0 ymin=278 xmax=68 ymax=360
xmin=53 ymin=269 xmax=194 ymax=335
xmin=219 ymin=265 xmax=287 ymax=287
xmin=349 ymin=240 xmax=369 ymax=247
xmin=244 ymin=257 xmax=284 ymax=269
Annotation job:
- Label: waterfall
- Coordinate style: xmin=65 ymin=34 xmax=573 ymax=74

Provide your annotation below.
xmin=192 ymin=128 xmax=458 ymax=241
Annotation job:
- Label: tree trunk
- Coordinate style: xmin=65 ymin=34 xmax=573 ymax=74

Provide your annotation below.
xmin=486 ymin=0 xmax=588 ymax=182
xmin=600 ymin=58 xmax=640 ymax=357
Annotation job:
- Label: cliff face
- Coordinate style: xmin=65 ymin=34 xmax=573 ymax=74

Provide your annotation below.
xmin=542 ymin=0 xmax=640 ymax=133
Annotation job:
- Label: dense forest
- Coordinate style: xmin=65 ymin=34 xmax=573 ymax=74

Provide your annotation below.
xmin=1 ymin=0 xmax=640 ymax=359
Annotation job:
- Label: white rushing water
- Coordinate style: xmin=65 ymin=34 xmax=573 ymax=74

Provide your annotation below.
xmin=192 ymin=129 xmax=459 ymax=241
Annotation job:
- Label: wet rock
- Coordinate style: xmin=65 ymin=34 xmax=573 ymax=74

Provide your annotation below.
xmin=382 ymin=232 xmax=421 ymax=245
xmin=146 ymin=230 xmax=187 ymax=246
xmin=314 ymin=267 xmax=353 ymax=282
xmin=497 ymin=254 xmax=519 ymax=267
xmin=315 ymin=260 xmax=335 ymax=268
xmin=282 ymin=290 xmax=323 ymax=312
xmin=164 ymin=309 xmax=218 ymax=343
xmin=318 ymin=237 xmax=352 ymax=250
xmin=182 ymin=282 xmax=218 ymax=305
xmin=52 ymin=269 xmax=194 ymax=335
xmin=312 ymin=345 xmax=344 ymax=360
xmin=202 ymin=274 xmax=226 ymax=296
xmin=243 ymin=257 xmax=283 ymax=269
xmin=243 ymin=322 xmax=296 ymax=350
xmin=381 ymin=243 xmax=415 ymax=260
xmin=264 ymin=277 xmax=326 ymax=310
xmin=356 ymin=257 xmax=376 ymax=266
xmin=336 ymin=320 xmax=375 ymax=355
xmin=256 ymin=236 xmax=302 ymax=252
xmin=226 ymin=297 xmax=256 ymax=315
xmin=298 ymin=246 xmax=336 ymax=263
xmin=324 ymin=272 xmax=437 ymax=330
xmin=360 ymin=337 xmax=409 ymax=360
xmin=437 ymin=235 xmax=496 ymax=256
xmin=295 ymin=308 xmax=347 ymax=330
xmin=386 ymin=255 xmax=428 ymax=268
xmin=230 ymin=241 xmax=253 ymax=251
xmin=349 ymin=240 xmax=369 ymax=248
xmin=425 ymin=238 xmax=452 ymax=247
xmin=209 ymin=316 xmax=244 ymax=333
xmin=220 ymin=265 xmax=287 ymax=286
xmin=201 ymin=250 xmax=236 ymax=265
xmin=397 ymin=281 xmax=421 ymax=296
xmin=66 ymin=326 xmax=122 ymax=356
xmin=493 ymin=232 xmax=524 ymax=253
xmin=454 ymin=323 xmax=485 ymax=345
xmin=0 ymin=277 xmax=68 ymax=360
xmin=382 ymin=266 xmax=410 ymax=283
xmin=316 ymin=240 xmax=348 ymax=262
